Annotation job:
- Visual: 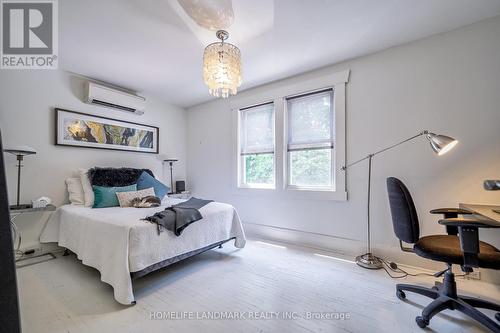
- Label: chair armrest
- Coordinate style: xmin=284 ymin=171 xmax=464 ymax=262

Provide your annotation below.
xmin=439 ymin=219 xmax=482 ymax=269
xmin=431 ymin=208 xmax=473 ymax=236
xmin=430 ymin=208 xmax=472 ymax=215
xmin=438 ymin=218 xmax=500 ymax=228
xmin=439 ymin=218 xmax=499 ymax=270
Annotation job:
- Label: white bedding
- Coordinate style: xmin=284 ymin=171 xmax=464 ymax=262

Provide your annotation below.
xmin=40 ymin=198 xmax=246 ymax=305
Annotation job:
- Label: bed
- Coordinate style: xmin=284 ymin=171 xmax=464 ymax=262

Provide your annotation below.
xmin=40 ymin=197 xmax=246 ymax=305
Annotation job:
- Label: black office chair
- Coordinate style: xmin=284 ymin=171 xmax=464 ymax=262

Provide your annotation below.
xmin=386 ymin=177 xmax=500 ymax=331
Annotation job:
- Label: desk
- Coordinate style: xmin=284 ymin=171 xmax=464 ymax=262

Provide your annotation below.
xmin=459 ymin=203 xmax=500 ymax=226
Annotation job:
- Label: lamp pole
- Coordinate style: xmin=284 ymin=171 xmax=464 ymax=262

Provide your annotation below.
xmin=342 ymin=131 xmax=428 ymax=171
xmin=341 ymin=130 xmax=457 ymax=269
xmin=15 ymin=155 xmax=22 ymax=207
xmin=168 ymin=161 xmax=174 ymax=194
xmin=163 ymin=159 xmax=178 ymax=195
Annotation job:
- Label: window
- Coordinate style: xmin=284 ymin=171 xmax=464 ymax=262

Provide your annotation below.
xmin=286 ymin=89 xmax=334 ymax=189
xmin=232 ymin=69 xmax=348 ymax=200
xmin=238 ymin=102 xmax=275 ymax=188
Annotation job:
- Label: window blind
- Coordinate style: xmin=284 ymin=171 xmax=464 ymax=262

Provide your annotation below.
xmin=240 ymin=102 xmax=274 ymax=155
xmin=287 ymin=89 xmax=334 ymax=151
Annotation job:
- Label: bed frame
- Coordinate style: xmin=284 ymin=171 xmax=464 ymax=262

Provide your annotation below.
xmin=130 ymin=237 xmax=236 ymax=280
xmin=64 ymin=237 xmax=236 ymax=281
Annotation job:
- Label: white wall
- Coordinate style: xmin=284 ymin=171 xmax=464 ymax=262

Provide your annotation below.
xmin=187 ymin=16 xmax=500 ymax=278
xmin=0 ymin=70 xmax=187 ymax=249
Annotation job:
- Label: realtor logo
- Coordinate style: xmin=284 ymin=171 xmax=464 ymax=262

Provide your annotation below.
xmin=1 ymin=0 xmax=58 ymax=69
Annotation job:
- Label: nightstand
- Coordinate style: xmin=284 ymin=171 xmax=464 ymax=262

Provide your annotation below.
xmin=10 ymin=204 xmax=57 ymax=267
xmin=168 ymin=191 xmax=191 ymax=199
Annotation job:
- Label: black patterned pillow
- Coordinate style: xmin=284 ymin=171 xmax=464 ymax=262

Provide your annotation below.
xmin=88 ymin=167 xmax=154 ymax=187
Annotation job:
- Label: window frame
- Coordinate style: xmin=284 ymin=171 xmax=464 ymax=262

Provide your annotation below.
xmin=284 ymin=88 xmax=335 ymax=191
xmin=231 ymin=69 xmax=349 ymax=201
xmin=237 ymin=101 xmax=276 ymax=189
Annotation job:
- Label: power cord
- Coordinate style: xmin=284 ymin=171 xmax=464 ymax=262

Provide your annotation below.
xmin=380 ymin=258 xmax=468 ymax=279
xmin=380 ymin=258 xmax=434 ymax=279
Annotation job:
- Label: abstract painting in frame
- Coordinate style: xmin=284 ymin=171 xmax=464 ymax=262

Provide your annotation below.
xmin=56 ymin=108 xmax=159 ymax=154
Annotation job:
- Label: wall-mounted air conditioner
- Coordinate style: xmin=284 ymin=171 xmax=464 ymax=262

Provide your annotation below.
xmin=85 ymin=81 xmax=145 ymax=115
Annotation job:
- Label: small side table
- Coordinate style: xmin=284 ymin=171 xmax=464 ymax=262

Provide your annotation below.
xmin=10 ymin=204 xmax=57 ymax=267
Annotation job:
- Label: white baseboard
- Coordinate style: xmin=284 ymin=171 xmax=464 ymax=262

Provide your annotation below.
xmin=243 ymin=222 xmax=365 ymax=256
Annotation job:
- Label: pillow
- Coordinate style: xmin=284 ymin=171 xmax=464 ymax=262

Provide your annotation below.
xmin=65 ymin=178 xmax=84 ymax=205
xmin=136 ymin=171 xmax=169 ymax=199
xmin=116 ymin=187 xmax=155 ymax=207
xmin=92 ymin=184 xmax=137 ymax=208
xmin=88 ymin=167 xmax=154 ymax=187
xmin=79 ymin=168 xmax=94 ymax=207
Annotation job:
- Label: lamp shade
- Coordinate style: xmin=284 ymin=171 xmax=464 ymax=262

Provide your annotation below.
xmin=3 ymin=145 xmax=36 ymax=156
xmin=426 ymin=133 xmax=458 ymax=156
xmin=203 ymin=30 xmax=242 ymax=98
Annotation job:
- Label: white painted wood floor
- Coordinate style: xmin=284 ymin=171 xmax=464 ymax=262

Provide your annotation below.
xmin=17 ymin=239 xmax=499 ymax=333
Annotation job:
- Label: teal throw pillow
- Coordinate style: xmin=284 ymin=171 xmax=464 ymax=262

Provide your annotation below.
xmin=92 ymin=184 xmax=137 ymax=208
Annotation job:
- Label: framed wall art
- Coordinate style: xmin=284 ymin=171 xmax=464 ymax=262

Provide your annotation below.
xmin=55 ymin=108 xmax=159 ymax=154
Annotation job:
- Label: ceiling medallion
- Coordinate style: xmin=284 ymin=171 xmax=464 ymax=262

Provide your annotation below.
xmin=203 ymin=30 xmax=242 ymax=98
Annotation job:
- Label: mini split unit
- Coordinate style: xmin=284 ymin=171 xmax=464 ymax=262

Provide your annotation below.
xmin=85 ymin=81 xmax=146 ymax=115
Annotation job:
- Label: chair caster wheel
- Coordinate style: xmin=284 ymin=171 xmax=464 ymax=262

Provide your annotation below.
xmin=416 ymin=316 xmax=429 ymax=328
xmin=496 ymin=312 xmax=500 ymax=322
xmin=396 ymin=289 xmax=406 ymax=300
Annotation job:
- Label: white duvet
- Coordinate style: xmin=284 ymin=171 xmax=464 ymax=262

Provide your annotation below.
xmin=40 ymin=198 xmax=246 ymax=305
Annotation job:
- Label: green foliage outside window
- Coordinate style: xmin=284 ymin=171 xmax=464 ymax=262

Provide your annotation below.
xmin=290 ymin=149 xmax=332 ymax=187
xmin=244 ymin=154 xmax=274 ymax=185
xmin=243 ymin=149 xmax=332 ymax=187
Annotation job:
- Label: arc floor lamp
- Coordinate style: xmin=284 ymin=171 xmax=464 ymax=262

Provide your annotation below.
xmin=341 ymin=130 xmax=458 ymax=269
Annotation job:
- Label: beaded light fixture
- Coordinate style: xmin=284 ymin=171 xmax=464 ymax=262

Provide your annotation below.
xmin=203 ymin=30 xmax=242 ymax=98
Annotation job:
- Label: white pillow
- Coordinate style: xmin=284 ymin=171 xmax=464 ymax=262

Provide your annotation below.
xmin=116 ymin=187 xmax=155 ymax=207
xmin=65 ymin=178 xmax=84 ymax=205
xmin=79 ymin=168 xmax=94 ymax=207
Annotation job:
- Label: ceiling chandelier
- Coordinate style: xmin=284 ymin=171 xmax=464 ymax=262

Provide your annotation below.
xmin=203 ymin=30 xmax=242 ymax=98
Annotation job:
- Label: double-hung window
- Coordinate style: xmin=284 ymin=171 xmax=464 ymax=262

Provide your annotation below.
xmin=286 ymin=89 xmax=334 ymax=190
xmin=238 ymin=102 xmax=275 ymax=188
xmin=233 ymin=69 xmax=348 ymax=199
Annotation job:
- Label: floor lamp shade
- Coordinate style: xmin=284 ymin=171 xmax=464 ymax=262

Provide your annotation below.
xmin=426 ymin=133 xmax=458 ymax=156
xmin=3 ymin=146 xmax=37 ymax=156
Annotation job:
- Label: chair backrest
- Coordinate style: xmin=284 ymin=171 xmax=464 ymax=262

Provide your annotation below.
xmin=386 ymin=177 xmax=420 ymax=244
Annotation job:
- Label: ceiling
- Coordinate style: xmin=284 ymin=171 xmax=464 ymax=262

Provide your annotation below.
xmin=60 ymin=0 xmax=500 ymax=108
